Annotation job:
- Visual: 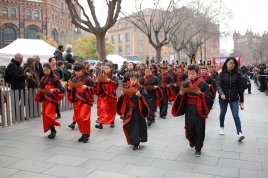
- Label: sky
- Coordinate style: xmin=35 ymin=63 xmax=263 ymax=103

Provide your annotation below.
xmin=78 ymin=0 xmax=268 ymax=54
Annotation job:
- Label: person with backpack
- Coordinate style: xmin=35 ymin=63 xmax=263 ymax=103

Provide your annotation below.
xmin=216 ymin=57 xmax=245 ymax=141
xmin=242 ymin=74 xmax=251 ymax=94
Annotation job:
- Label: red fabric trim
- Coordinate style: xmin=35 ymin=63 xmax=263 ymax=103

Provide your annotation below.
xmin=189 ymin=78 xmax=203 ymax=88
xmin=34 ymin=93 xmax=41 ymax=102
xmin=171 ymin=94 xmax=185 ymax=116
xmin=143 ymin=75 xmax=153 ymax=86
xmin=196 ymin=93 xmax=209 ymax=118
xmin=123 ymin=118 xmax=131 ymax=144
xmin=209 ymin=84 xmax=216 ymax=98
xmin=138 ymin=96 xmax=150 ymax=119
xmin=184 ymin=127 xmax=194 ymax=146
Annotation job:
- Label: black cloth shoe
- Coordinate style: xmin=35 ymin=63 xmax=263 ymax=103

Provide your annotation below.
xmin=110 ymin=122 xmax=115 ymax=128
xmin=132 ymin=144 xmax=140 ymax=150
xmin=147 ymin=121 xmax=152 ymax=127
xmin=56 ymin=115 xmax=61 ymax=119
xmin=248 ymin=91 xmax=252 ymax=94
xmin=68 ymin=122 xmax=76 ymax=130
xmin=49 ymin=126 xmax=56 ymax=139
xmin=47 ymin=129 xmax=53 ymax=138
xmin=189 ymin=143 xmax=194 ymax=148
xmin=78 ymin=135 xmax=84 ymax=142
xmin=162 ymin=116 xmax=166 ymax=119
xmin=83 ymin=134 xmax=89 ymax=143
xmin=95 ymin=124 xmax=103 ymax=129
xmin=195 ymin=151 xmax=202 ymax=157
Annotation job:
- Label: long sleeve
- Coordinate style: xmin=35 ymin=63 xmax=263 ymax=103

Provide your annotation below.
xmin=216 ymin=72 xmax=224 ymax=96
xmin=237 ymin=73 xmax=244 ymax=102
xmin=8 ymin=64 xmax=25 ymax=81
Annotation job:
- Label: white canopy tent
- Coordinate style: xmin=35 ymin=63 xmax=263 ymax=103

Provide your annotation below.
xmin=0 ymin=39 xmax=56 ymax=66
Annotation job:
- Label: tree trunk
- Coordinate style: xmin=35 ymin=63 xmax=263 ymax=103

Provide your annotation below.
xmin=156 ymin=48 xmax=162 ymax=63
xmin=176 ymin=50 xmax=181 ymax=62
xmin=96 ymin=34 xmax=106 ymax=62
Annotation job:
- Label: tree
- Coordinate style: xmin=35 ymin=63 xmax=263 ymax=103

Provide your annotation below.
xmin=74 ymin=35 xmax=113 ymax=61
xmin=59 ymin=37 xmax=76 ymax=50
xmin=65 ymin=0 xmax=122 ymax=62
xmin=122 ymin=0 xmax=189 ymax=63
xmin=37 ymin=32 xmax=58 ymax=48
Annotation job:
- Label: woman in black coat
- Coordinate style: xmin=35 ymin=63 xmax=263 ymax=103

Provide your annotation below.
xmin=216 ymin=57 xmax=245 ymax=141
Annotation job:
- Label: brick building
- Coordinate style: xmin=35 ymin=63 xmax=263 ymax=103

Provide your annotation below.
xmin=0 ymin=0 xmax=81 ymax=48
xmin=107 ymin=8 xmax=220 ymax=63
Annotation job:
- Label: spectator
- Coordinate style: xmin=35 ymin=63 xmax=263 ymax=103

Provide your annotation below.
xmin=64 ymin=63 xmax=74 ymax=81
xmin=150 ymin=57 xmax=155 ymax=64
xmin=54 ymin=45 xmax=64 ymax=62
xmin=240 ymin=64 xmax=248 ymax=75
xmin=33 ymin=55 xmax=44 ymax=80
xmin=63 ymin=45 xmax=76 ymax=64
xmin=117 ymin=61 xmax=128 ymax=79
xmin=95 ymin=61 xmax=102 ymax=76
xmin=49 ymin=57 xmax=64 ymax=81
xmin=216 ymin=57 xmax=245 ymax=141
xmin=243 ymin=74 xmax=251 ymax=94
xmin=113 ymin=64 xmax=119 ymax=75
xmin=23 ymin=58 xmax=40 ymax=89
xmin=258 ymin=66 xmax=266 ymax=92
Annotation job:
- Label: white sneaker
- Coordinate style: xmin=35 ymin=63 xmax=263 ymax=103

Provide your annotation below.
xmin=238 ymin=133 xmax=245 ymax=141
xmin=219 ymin=127 xmax=224 ymax=135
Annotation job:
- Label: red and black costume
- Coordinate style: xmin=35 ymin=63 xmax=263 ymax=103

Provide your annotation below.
xmin=67 ymin=74 xmax=95 ymax=137
xmin=158 ymin=73 xmax=174 ymax=118
xmin=138 ymin=69 xmax=145 ymax=78
xmin=116 ymin=84 xmax=151 ymax=147
xmin=140 ymin=75 xmax=164 ymax=124
xmin=35 ymin=74 xmax=64 ymax=133
xmin=172 ymin=78 xmax=214 ymax=152
xmin=200 ymin=75 xmax=216 ymax=98
xmin=122 ymin=70 xmax=132 ymax=88
xmin=168 ymin=70 xmax=175 ymax=78
xmin=173 ymin=71 xmax=188 ymax=96
xmin=95 ymin=73 xmax=119 ymax=125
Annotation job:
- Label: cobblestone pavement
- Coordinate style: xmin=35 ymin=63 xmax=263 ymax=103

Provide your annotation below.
xmin=0 ymin=85 xmax=268 ymax=178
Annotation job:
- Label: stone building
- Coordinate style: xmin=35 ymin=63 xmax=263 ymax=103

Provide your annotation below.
xmin=0 ymin=0 xmax=81 ymax=48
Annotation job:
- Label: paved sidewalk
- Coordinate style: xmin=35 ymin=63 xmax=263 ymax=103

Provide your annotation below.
xmin=0 ymin=85 xmax=268 ymax=178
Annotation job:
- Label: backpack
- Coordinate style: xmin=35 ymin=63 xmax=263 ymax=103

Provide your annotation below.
xmin=4 ymin=63 xmax=12 ymax=83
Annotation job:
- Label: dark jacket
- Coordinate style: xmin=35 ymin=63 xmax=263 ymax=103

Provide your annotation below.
xmin=63 ymin=51 xmax=76 ymax=64
xmin=54 ymin=66 xmax=64 ymax=81
xmin=34 ymin=62 xmax=44 ymax=80
xmin=7 ymin=59 xmax=26 ymax=90
xmin=216 ymin=70 xmax=244 ymax=102
xmin=23 ymin=64 xmax=40 ymax=89
xmin=54 ymin=49 xmax=64 ymax=62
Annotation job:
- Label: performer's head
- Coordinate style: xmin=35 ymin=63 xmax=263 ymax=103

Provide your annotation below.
xmin=176 ymin=66 xmax=182 ymax=73
xmin=139 ymin=63 xmax=145 ymax=71
xmin=207 ymin=65 xmax=213 ymax=73
xmin=184 ymin=66 xmax=188 ymax=73
xmin=43 ymin=63 xmax=53 ymax=76
xmin=156 ymin=65 xmax=161 ymax=72
xmin=200 ymin=66 xmax=208 ymax=76
xmin=188 ymin=65 xmax=199 ymax=81
xmin=145 ymin=67 xmax=152 ymax=77
xmin=150 ymin=64 xmax=157 ymax=72
xmin=127 ymin=62 xmax=135 ymax=71
xmin=73 ymin=63 xmax=85 ymax=77
xmin=130 ymin=71 xmax=140 ymax=85
xmin=167 ymin=64 xmax=173 ymax=71
xmin=104 ymin=64 xmax=113 ymax=75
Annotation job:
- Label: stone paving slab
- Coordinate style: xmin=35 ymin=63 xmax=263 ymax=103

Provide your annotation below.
xmin=0 ymin=86 xmax=268 ymax=178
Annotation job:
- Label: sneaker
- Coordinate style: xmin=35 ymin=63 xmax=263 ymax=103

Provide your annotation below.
xmin=219 ymin=127 xmax=224 ymax=135
xmin=195 ymin=151 xmax=202 ymax=157
xmin=238 ymin=133 xmax=245 ymax=141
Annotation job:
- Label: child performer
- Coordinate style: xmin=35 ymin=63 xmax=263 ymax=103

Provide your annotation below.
xmin=35 ymin=63 xmax=64 ymax=139
xmin=140 ymin=67 xmax=164 ymax=126
xmin=200 ymin=66 xmax=216 ymax=98
xmin=173 ymin=66 xmax=188 ymax=96
xmin=207 ymin=65 xmax=218 ymax=82
xmin=95 ymin=64 xmax=119 ymax=129
xmin=122 ymin=62 xmax=135 ymax=88
xmin=138 ymin=63 xmax=146 ymax=78
xmin=172 ymin=65 xmax=214 ymax=156
xmin=158 ymin=62 xmax=174 ymax=119
xmin=67 ymin=64 xmax=95 ymax=143
xmin=117 ymin=72 xmax=151 ymax=150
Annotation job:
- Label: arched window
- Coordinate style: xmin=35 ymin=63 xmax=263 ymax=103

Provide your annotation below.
xmin=26 ymin=28 xmax=38 ymax=39
xmin=11 ymin=8 xmax=16 ymax=18
xmin=51 ymin=31 xmax=56 ymax=41
xmin=26 ymin=10 xmax=31 ymax=19
xmin=34 ymin=10 xmax=39 ymax=20
xmin=2 ymin=7 xmax=8 ymax=17
xmin=3 ymin=27 xmax=16 ymax=40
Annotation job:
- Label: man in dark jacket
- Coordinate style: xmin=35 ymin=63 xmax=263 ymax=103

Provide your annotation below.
xmin=117 ymin=61 xmax=128 ymax=79
xmin=54 ymin=45 xmax=64 ymax=62
xmin=33 ymin=55 xmax=44 ymax=80
xmin=63 ymin=45 xmax=76 ymax=64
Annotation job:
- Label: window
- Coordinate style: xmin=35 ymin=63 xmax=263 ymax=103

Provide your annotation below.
xmin=11 ymin=8 xmax=16 ymax=18
xmin=125 ymin=21 xmax=129 ymax=26
xmin=26 ymin=10 xmax=31 ymax=19
xmin=138 ymin=31 xmax=144 ymax=40
xmin=34 ymin=10 xmax=39 ymax=20
xmin=52 ymin=14 xmax=54 ymax=22
xmin=125 ymin=32 xmax=130 ymax=41
xmin=26 ymin=28 xmax=38 ymax=39
xmin=139 ymin=57 xmax=144 ymax=61
xmin=3 ymin=27 xmax=16 ymax=40
xmin=118 ymin=46 xmax=122 ymax=54
xmin=55 ymin=15 xmax=57 ymax=23
xmin=118 ymin=34 xmax=122 ymax=42
xmin=118 ymin=23 xmax=122 ymax=28
xmin=111 ymin=35 xmax=115 ymax=43
xmin=126 ymin=45 xmax=130 ymax=54
xmin=61 ymin=3 xmax=64 ymax=10
xmin=138 ymin=44 xmax=144 ymax=53
xmin=2 ymin=7 xmax=8 ymax=17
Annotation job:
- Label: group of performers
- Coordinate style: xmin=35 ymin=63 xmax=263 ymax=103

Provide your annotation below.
xmin=35 ymin=60 xmax=219 ymax=156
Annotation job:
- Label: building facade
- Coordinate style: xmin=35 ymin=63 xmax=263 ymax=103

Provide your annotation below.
xmin=0 ymin=0 xmax=81 ymax=48
xmin=107 ymin=9 xmax=220 ymax=63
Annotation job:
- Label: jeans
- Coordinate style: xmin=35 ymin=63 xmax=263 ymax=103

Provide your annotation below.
xmin=246 ymin=83 xmax=251 ymax=92
xmin=219 ymin=99 xmax=242 ymax=134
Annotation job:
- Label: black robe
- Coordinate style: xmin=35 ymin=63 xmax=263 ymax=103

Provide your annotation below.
xmin=117 ymin=85 xmax=151 ymax=145
xmin=173 ymin=72 xmax=188 ymax=96
xmin=140 ymin=75 xmax=164 ymax=122
xmin=158 ymin=73 xmax=174 ymax=117
xmin=172 ymin=78 xmax=214 ymax=152
xmin=200 ymin=75 xmax=216 ymax=98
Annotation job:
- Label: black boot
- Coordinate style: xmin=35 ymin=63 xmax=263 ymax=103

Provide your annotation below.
xmin=95 ymin=124 xmax=103 ymax=129
xmin=83 ymin=134 xmax=89 ymax=143
xmin=132 ymin=144 xmax=140 ymax=150
xmin=78 ymin=135 xmax=84 ymax=142
xmin=47 ymin=128 xmax=53 ymax=138
xmin=110 ymin=122 xmax=115 ymax=128
xmin=68 ymin=122 xmax=76 ymax=130
xmin=49 ymin=126 xmax=56 ymax=139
